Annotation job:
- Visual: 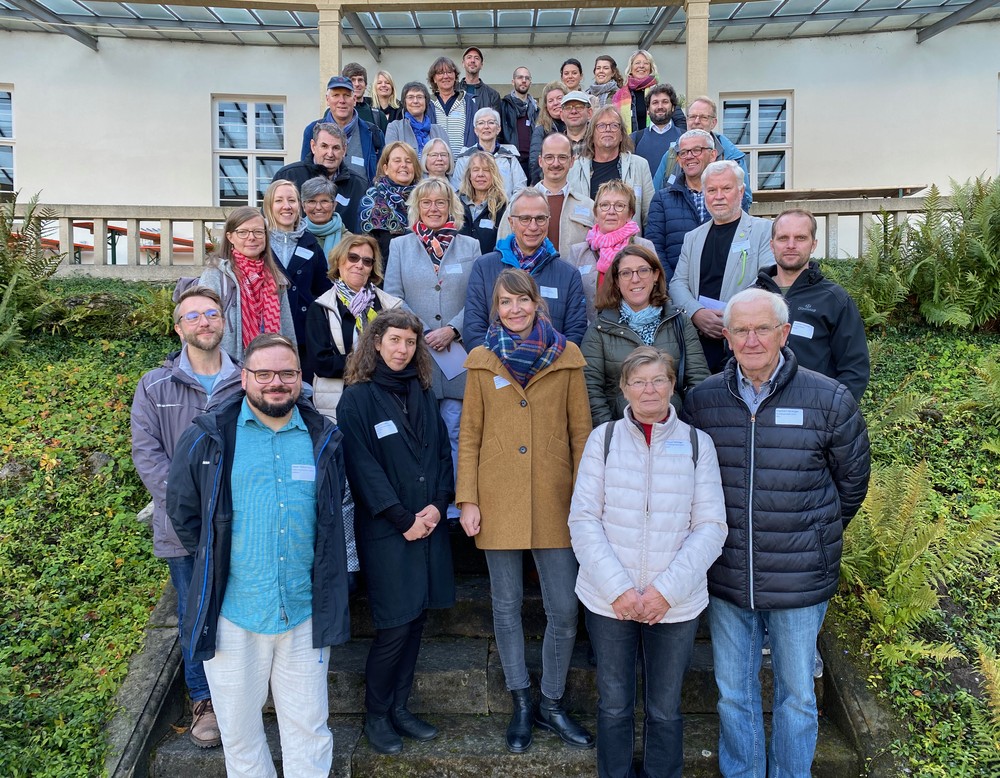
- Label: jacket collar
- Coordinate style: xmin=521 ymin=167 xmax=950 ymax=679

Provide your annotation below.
xmin=722 ymin=346 xmax=798 ymax=396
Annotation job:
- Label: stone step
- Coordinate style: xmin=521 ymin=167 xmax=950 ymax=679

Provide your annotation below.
xmin=151 ymin=712 xmax=858 ymax=777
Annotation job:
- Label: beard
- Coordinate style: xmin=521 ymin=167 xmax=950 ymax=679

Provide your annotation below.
xmin=187 ymin=328 xmax=224 ymax=352
xmin=248 ymin=387 xmax=298 ymax=418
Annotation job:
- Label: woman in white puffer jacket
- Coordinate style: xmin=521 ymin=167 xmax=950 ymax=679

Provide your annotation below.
xmin=569 ymin=345 xmax=727 ymax=778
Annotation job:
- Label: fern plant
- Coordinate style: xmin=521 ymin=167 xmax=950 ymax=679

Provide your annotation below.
xmin=836 ymin=210 xmax=910 ymax=329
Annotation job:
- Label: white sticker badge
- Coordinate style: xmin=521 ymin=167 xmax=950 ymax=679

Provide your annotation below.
xmin=774 ymin=408 xmax=804 ymax=426
xmin=578 ymin=264 xmax=593 ymax=276
xmin=374 ymin=420 xmax=399 ymax=438
xmin=494 ymin=375 xmax=511 ymax=389
xmin=291 ymin=464 xmax=316 ymax=481
xmin=479 ymin=218 xmax=495 ymax=229
xmin=294 ymin=246 xmax=312 ymax=259
xmin=790 ymin=321 xmax=815 ymax=340
xmin=540 ymin=286 xmax=559 ymax=299
xmin=351 ymin=155 xmax=365 ymax=167
xmin=335 ymin=193 xmax=350 ymax=206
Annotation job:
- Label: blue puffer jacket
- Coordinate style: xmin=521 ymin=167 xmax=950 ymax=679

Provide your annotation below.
xmin=682 ymin=348 xmax=870 ymax=611
xmin=646 ymin=178 xmax=710 ymax=283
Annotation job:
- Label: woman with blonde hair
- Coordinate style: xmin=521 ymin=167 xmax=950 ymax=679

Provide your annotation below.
xmin=458 ymin=151 xmax=508 ymax=254
xmin=527 ymin=81 xmax=567 ymax=185
xmin=199 ymin=205 xmax=295 ymax=361
xmin=614 ymin=49 xmax=659 ymax=133
xmin=371 ymin=69 xmax=402 ymax=131
xmin=361 ymin=141 xmax=423 ymax=260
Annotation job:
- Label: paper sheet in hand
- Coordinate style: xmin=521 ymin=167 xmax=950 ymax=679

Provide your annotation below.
xmin=698 ymin=296 xmax=726 ymax=311
xmin=430 ymin=342 xmax=468 ymax=380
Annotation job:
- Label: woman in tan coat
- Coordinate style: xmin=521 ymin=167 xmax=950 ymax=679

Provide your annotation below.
xmin=457 ymin=268 xmax=593 ymax=755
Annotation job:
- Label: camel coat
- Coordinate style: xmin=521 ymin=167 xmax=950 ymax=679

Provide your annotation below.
xmin=456 ymin=341 xmax=591 ymax=550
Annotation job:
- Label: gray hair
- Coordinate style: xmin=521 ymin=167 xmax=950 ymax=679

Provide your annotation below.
xmin=678 ymin=128 xmax=715 ymax=147
xmin=420 ymin=138 xmax=454 ymax=176
xmin=313 ymin=122 xmax=346 ymax=145
xmin=508 ymin=187 xmax=549 ymax=216
xmin=702 ymin=159 xmax=745 ymax=188
xmin=406 ymin=177 xmax=465 ymax=230
xmin=619 ymin=346 xmax=676 ymax=390
xmin=723 ymin=288 xmax=789 ymax=329
xmin=300 ymin=177 xmax=337 ymax=202
xmin=473 ymin=107 xmax=501 ymax=127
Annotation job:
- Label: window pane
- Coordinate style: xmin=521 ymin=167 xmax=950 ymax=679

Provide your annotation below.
xmin=757 ymin=151 xmax=786 ymax=190
xmin=255 ymin=103 xmax=284 ymax=151
xmin=0 ymin=92 xmax=12 ymax=139
xmin=722 ymin=100 xmax=751 ymax=145
xmin=217 ymin=102 xmax=249 ymax=149
xmin=0 ymin=146 xmax=12 ymax=192
xmin=218 ymin=155 xmax=249 ymax=205
xmin=758 ymin=99 xmax=787 ymax=145
xmin=256 ymin=157 xmax=285 ymax=205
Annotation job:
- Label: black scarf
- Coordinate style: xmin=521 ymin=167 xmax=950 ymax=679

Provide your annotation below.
xmin=372 ymin=357 xmax=424 ymax=440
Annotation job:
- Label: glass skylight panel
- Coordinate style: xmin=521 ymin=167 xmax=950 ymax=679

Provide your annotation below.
xmin=612 ymin=8 xmax=656 ymax=25
xmin=457 ymin=11 xmax=492 ymax=28
xmin=814 ymin=0 xmax=865 ymax=13
xmin=209 ymin=6 xmax=256 ymax=25
xmin=253 ymin=10 xmax=299 ymax=27
xmin=373 ymin=12 xmax=415 ymax=28
xmin=576 ymin=9 xmax=614 ymax=25
xmin=168 ymin=5 xmax=218 ymax=23
xmin=735 ymin=1 xmax=786 ymax=18
xmin=416 ymin=12 xmax=454 ymax=28
xmin=498 ymin=10 xmax=533 ymax=27
xmin=537 ymin=9 xmax=574 ymax=25
xmin=710 ymin=3 xmax=742 ymax=20
xmin=76 ymin=2 xmax=134 ymax=18
xmin=775 ymin=0 xmax=826 ymax=14
xmin=121 ymin=4 xmax=174 ymax=20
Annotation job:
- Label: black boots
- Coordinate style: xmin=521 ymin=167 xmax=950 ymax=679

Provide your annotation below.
xmin=390 ymin=705 xmax=439 ymax=741
xmin=535 ymin=694 xmax=595 ymax=749
xmin=364 ymin=713 xmax=403 ymax=754
xmin=506 ymin=688 xmax=534 ymax=753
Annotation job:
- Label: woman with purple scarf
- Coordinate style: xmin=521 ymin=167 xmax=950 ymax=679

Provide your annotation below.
xmin=457 ymin=268 xmax=594 ymax=755
xmin=360 ymin=141 xmax=422 ymax=261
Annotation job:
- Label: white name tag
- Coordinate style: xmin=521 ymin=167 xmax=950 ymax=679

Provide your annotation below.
xmin=731 ymin=240 xmax=750 ymax=253
xmin=374 ymin=420 xmax=398 ymax=438
xmin=351 ymin=155 xmax=364 ymax=166
xmin=479 ymin=218 xmax=494 ymax=229
xmin=634 ymin=186 xmax=642 ymax=200
xmin=664 ymin=439 xmax=692 ymax=456
xmin=573 ymin=206 xmax=590 ymax=218
xmin=540 ymin=286 xmax=559 ymax=299
xmin=790 ymin=320 xmax=815 ymax=339
xmin=774 ymin=408 xmax=804 ymax=426
xmin=667 ymin=174 xmax=677 ymax=186
xmin=335 ymin=193 xmax=350 ymax=206
xmin=578 ymin=264 xmax=593 ymax=276
xmin=291 ymin=464 xmax=316 ymax=481
xmin=494 ymin=375 xmax=511 ymax=389
xmin=294 ymin=246 xmax=312 ymax=259
xmin=445 ymin=263 xmax=464 ymax=274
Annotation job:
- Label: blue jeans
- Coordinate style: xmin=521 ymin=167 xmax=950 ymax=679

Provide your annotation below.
xmin=439 ymin=399 xmax=462 ymax=519
xmin=586 ymin=609 xmax=699 ymax=778
xmin=707 ymin=596 xmax=829 ymax=778
xmin=166 ymin=555 xmax=211 ymax=702
xmin=484 ymin=547 xmax=579 ymax=699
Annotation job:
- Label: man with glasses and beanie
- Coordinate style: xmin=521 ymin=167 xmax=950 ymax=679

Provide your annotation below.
xmin=166 ymin=332 xmax=350 ymax=778
xmin=683 ymin=287 xmax=870 ymax=778
xmin=463 ymin=188 xmax=588 ymax=349
xmin=131 ymin=285 xmax=244 ymax=749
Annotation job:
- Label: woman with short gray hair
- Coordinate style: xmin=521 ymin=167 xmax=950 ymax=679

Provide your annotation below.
xmin=300 ymin=177 xmax=345 ymax=261
xmin=452 ymin=107 xmax=527 ymax=199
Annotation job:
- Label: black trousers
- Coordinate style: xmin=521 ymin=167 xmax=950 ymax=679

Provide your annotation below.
xmin=365 ymin=610 xmax=428 ymax=716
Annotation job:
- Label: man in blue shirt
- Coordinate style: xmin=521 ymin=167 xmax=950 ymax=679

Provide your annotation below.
xmin=167 ymin=333 xmax=349 ymax=778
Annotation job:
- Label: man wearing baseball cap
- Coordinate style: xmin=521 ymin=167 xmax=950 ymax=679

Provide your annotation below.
xmin=459 ymin=47 xmax=501 ymax=113
xmin=560 ymin=91 xmax=593 ymax=160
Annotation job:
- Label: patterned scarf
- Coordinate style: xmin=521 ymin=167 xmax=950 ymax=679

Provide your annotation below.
xmin=614 ymin=75 xmax=656 ymax=132
xmin=406 ymin=111 xmax=433 ymax=154
xmin=304 ymin=213 xmax=344 ymax=260
xmin=413 ymin=221 xmax=458 ymax=266
xmin=510 ymin=236 xmax=553 ymax=275
xmin=587 ymin=220 xmax=641 ymax=275
xmin=485 ymin=312 xmax=566 ymax=388
xmin=587 ymin=80 xmax=618 ymax=107
xmin=361 ymin=177 xmax=414 ymax=234
xmin=232 ymin=250 xmax=282 ymax=349
xmin=334 ymin=279 xmax=377 ymax=333
xmin=619 ymin=301 xmax=662 ymax=346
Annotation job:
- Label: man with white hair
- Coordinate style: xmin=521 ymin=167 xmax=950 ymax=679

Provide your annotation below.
xmin=451 ymin=107 xmax=527 ymax=198
xmin=669 ymin=159 xmax=773 ymax=372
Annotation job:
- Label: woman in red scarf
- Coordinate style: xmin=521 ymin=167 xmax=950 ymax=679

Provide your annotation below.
xmin=614 ymin=49 xmax=659 ymax=133
xmin=198 ymin=206 xmax=295 ymax=361
xmin=565 ymin=180 xmax=656 ymax=322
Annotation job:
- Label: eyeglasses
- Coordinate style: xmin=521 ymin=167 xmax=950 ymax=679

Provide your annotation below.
xmin=426 ymin=152 xmax=449 ymax=159
xmin=687 ymin=113 xmax=716 ymax=122
xmin=598 ymin=202 xmax=629 ymax=213
xmin=626 ymin=377 xmax=671 ymax=391
xmin=245 ymin=368 xmax=301 ymax=384
xmin=677 ymin=147 xmax=712 ymax=158
xmin=232 ymin=229 xmax=266 ymax=239
xmin=304 ymin=198 xmax=333 ymax=208
xmin=541 ymin=154 xmax=571 ymax=164
xmin=419 ymin=199 xmax=450 ymax=210
xmin=177 ymin=309 xmax=221 ymax=323
xmin=562 ymin=104 xmax=588 ymax=113
xmin=510 ymin=214 xmax=550 ymax=226
xmin=345 ymin=252 xmax=375 ymax=268
xmin=728 ymin=324 xmax=782 ymax=341
xmin=595 ymin=122 xmax=622 ymax=132
xmin=617 ymin=266 xmax=654 ymax=280
xmin=475 ymin=120 xmax=499 ymax=127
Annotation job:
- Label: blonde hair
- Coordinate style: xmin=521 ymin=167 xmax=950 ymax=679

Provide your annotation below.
xmin=262 ymin=179 xmax=301 ymax=232
xmin=406 ymin=177 xmax=465 ymax=231
xmin=459 ymin=152 xmax=507 ymax=225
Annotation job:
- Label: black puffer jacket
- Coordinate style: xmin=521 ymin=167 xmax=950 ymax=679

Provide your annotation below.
xmin=682 ymin=348 xmax=870 ymax=610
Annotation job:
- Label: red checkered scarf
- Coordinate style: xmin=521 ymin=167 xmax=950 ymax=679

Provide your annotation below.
xmin=232 ymin=250 xmax=282 ymax=349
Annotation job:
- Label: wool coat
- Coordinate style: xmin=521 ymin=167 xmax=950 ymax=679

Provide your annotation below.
xmin=383 ymin=231 xmax=482 ymax=400
xmin=337 ymin=380 xmax=456 ymax=630
xmin=456 ymin=342 xmax=591 ymax=550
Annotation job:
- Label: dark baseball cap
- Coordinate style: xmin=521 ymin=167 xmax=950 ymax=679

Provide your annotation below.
xmin=326 ymin=75 xmax=353 ymax=91
xmin=463 ymin=47 xmax=484 ymax=61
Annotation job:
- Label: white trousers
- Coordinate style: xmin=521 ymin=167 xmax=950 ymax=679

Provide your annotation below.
xmin=204 ymin=616 xmax=332 ymax=778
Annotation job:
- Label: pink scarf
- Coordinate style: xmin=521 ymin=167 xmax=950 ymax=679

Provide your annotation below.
xmin=232 ymin=250 xmax=282 ymax=349
xmin=587 ymin=220 xmax=641 ymax=274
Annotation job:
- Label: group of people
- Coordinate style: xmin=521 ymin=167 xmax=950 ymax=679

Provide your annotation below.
xmin=130 ymin=47 xmax=874 ymax=778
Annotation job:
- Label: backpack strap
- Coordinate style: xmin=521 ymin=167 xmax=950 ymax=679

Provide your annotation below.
xmin=689 ymin=425 xmax=699 ymax=467
xmin=603 ymin=420 xmax=617 ymax=464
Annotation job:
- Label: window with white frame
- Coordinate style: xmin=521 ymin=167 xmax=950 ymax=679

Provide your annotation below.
xmin=213 ymin=98 xmax=286 ymax=207
xmin=1 ymin=90 xmax=13 ymax=193
xmin=721 ymin=94 xmax=791 ymax=191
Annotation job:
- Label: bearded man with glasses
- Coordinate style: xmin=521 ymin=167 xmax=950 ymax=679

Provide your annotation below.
xmin=464 ymin=187 xmax=588 ymax=349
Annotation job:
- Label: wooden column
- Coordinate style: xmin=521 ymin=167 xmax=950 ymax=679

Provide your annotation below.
xmin=684 ymin=0 xmax=710 ymax=99
xmin=316 ymin=4 xmax=342 ymax=98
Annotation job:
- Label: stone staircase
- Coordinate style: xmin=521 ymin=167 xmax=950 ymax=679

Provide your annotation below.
xmin=148 ymin=534 xmax=860 ymax=777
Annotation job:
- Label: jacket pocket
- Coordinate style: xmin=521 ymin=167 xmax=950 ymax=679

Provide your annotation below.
xmin=546 ymin=435 xmax=572 ymax=467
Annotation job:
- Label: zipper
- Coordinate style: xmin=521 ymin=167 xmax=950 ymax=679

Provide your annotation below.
xmin=189 ymin=440 xmax=223 ymax=658
xmin=747 ymin=413 xmax=756 ymax=611
xmin=638 ymin=430 xmax=652 ymax=593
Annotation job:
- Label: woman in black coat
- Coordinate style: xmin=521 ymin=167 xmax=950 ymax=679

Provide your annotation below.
xmin=337 ymin=308 xmax=456 ymax=756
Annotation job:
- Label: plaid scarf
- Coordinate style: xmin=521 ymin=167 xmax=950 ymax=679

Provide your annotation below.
xmin=232 ymin=250 xmax=282 ymax=349
xmin=484 ymin=312 xmax=566 ymax=388
xmin=511 ymin=237 xmax=551 ymax=275
xmin=413 ymin=220 xmax=458 ymax=267
xmin=335 ymin=279 xmax=377 ymax=333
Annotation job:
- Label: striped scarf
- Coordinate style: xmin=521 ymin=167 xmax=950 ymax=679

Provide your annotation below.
xmin=485 ymin=312 xmax=566 ymax=388
xmin=232 ymin=250 xmax=282 ymax=349
xmin=413 ymin=221 xmax=458 ymax=267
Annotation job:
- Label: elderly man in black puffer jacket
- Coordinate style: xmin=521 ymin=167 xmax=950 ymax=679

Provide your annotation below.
xmin=683 ymin=287 xmax=870 ymax=778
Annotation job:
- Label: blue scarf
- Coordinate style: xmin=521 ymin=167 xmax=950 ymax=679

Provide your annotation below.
xmin=484 ymin=312 xmax=566 ymax=388
xmin=342 ymin=110 xmax=359 ymax=141
xmin=495 ymin=234 xmax=556 ymax=276
xmin=406 ymin=112 xmax=433 ymax=154
xmin=303 ymin=214 xmax=344 ymax=259
xmin=619 ymin=302 xmax=662 ymax=345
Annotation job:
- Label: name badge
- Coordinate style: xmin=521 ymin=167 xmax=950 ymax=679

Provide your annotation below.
xmin=774 ymin=408 xmax=804 ymax=426
xmin=578 ymin=264 xmax=593 ymax=276
xmin=634 ymin=186 xmax=642 ymax=200
xmin=667 ymin=174 xmax=677 ymax=186
xmin=790 ymin=321 xmax=815 ymax=339
xmin=731 ymin=240 xmax=751 ymax=253
xmin=479 ymin=218 xmax=495 ymax=229
xmin=374 ymin=420 xmax=398 ymax=438
xmin=664 ymin=439 xmax=692 ymax=456
xmin=573 ymin=206 xmax=590 ymax=218
xmin=291 ymin=464 xmax=316 ymax=481
xmin=351 ymin=155 xmax=364 ymax=166
xmin=444 ymin=263 xmax=464 ymax=274
xmin=335 ymin=193 xmax=350 ymax=206
xmin=294 ymin=246 xmax=312 ymax=259
xmin=494 ymin=375 xmax=511 ymax=389
xmin=540 ymin=286 xmax=559 ymax=299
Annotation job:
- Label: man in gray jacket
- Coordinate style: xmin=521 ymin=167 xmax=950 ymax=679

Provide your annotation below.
xmin=130 ymin=285 xmax=243 ymax=748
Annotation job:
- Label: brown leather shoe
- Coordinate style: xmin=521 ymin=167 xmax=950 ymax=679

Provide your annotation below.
xmin=190 ymin=698 xmax=222 ymax=748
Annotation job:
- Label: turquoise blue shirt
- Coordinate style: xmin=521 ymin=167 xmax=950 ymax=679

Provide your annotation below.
xmin=221 ymin=399 xmax=318 ymax=634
